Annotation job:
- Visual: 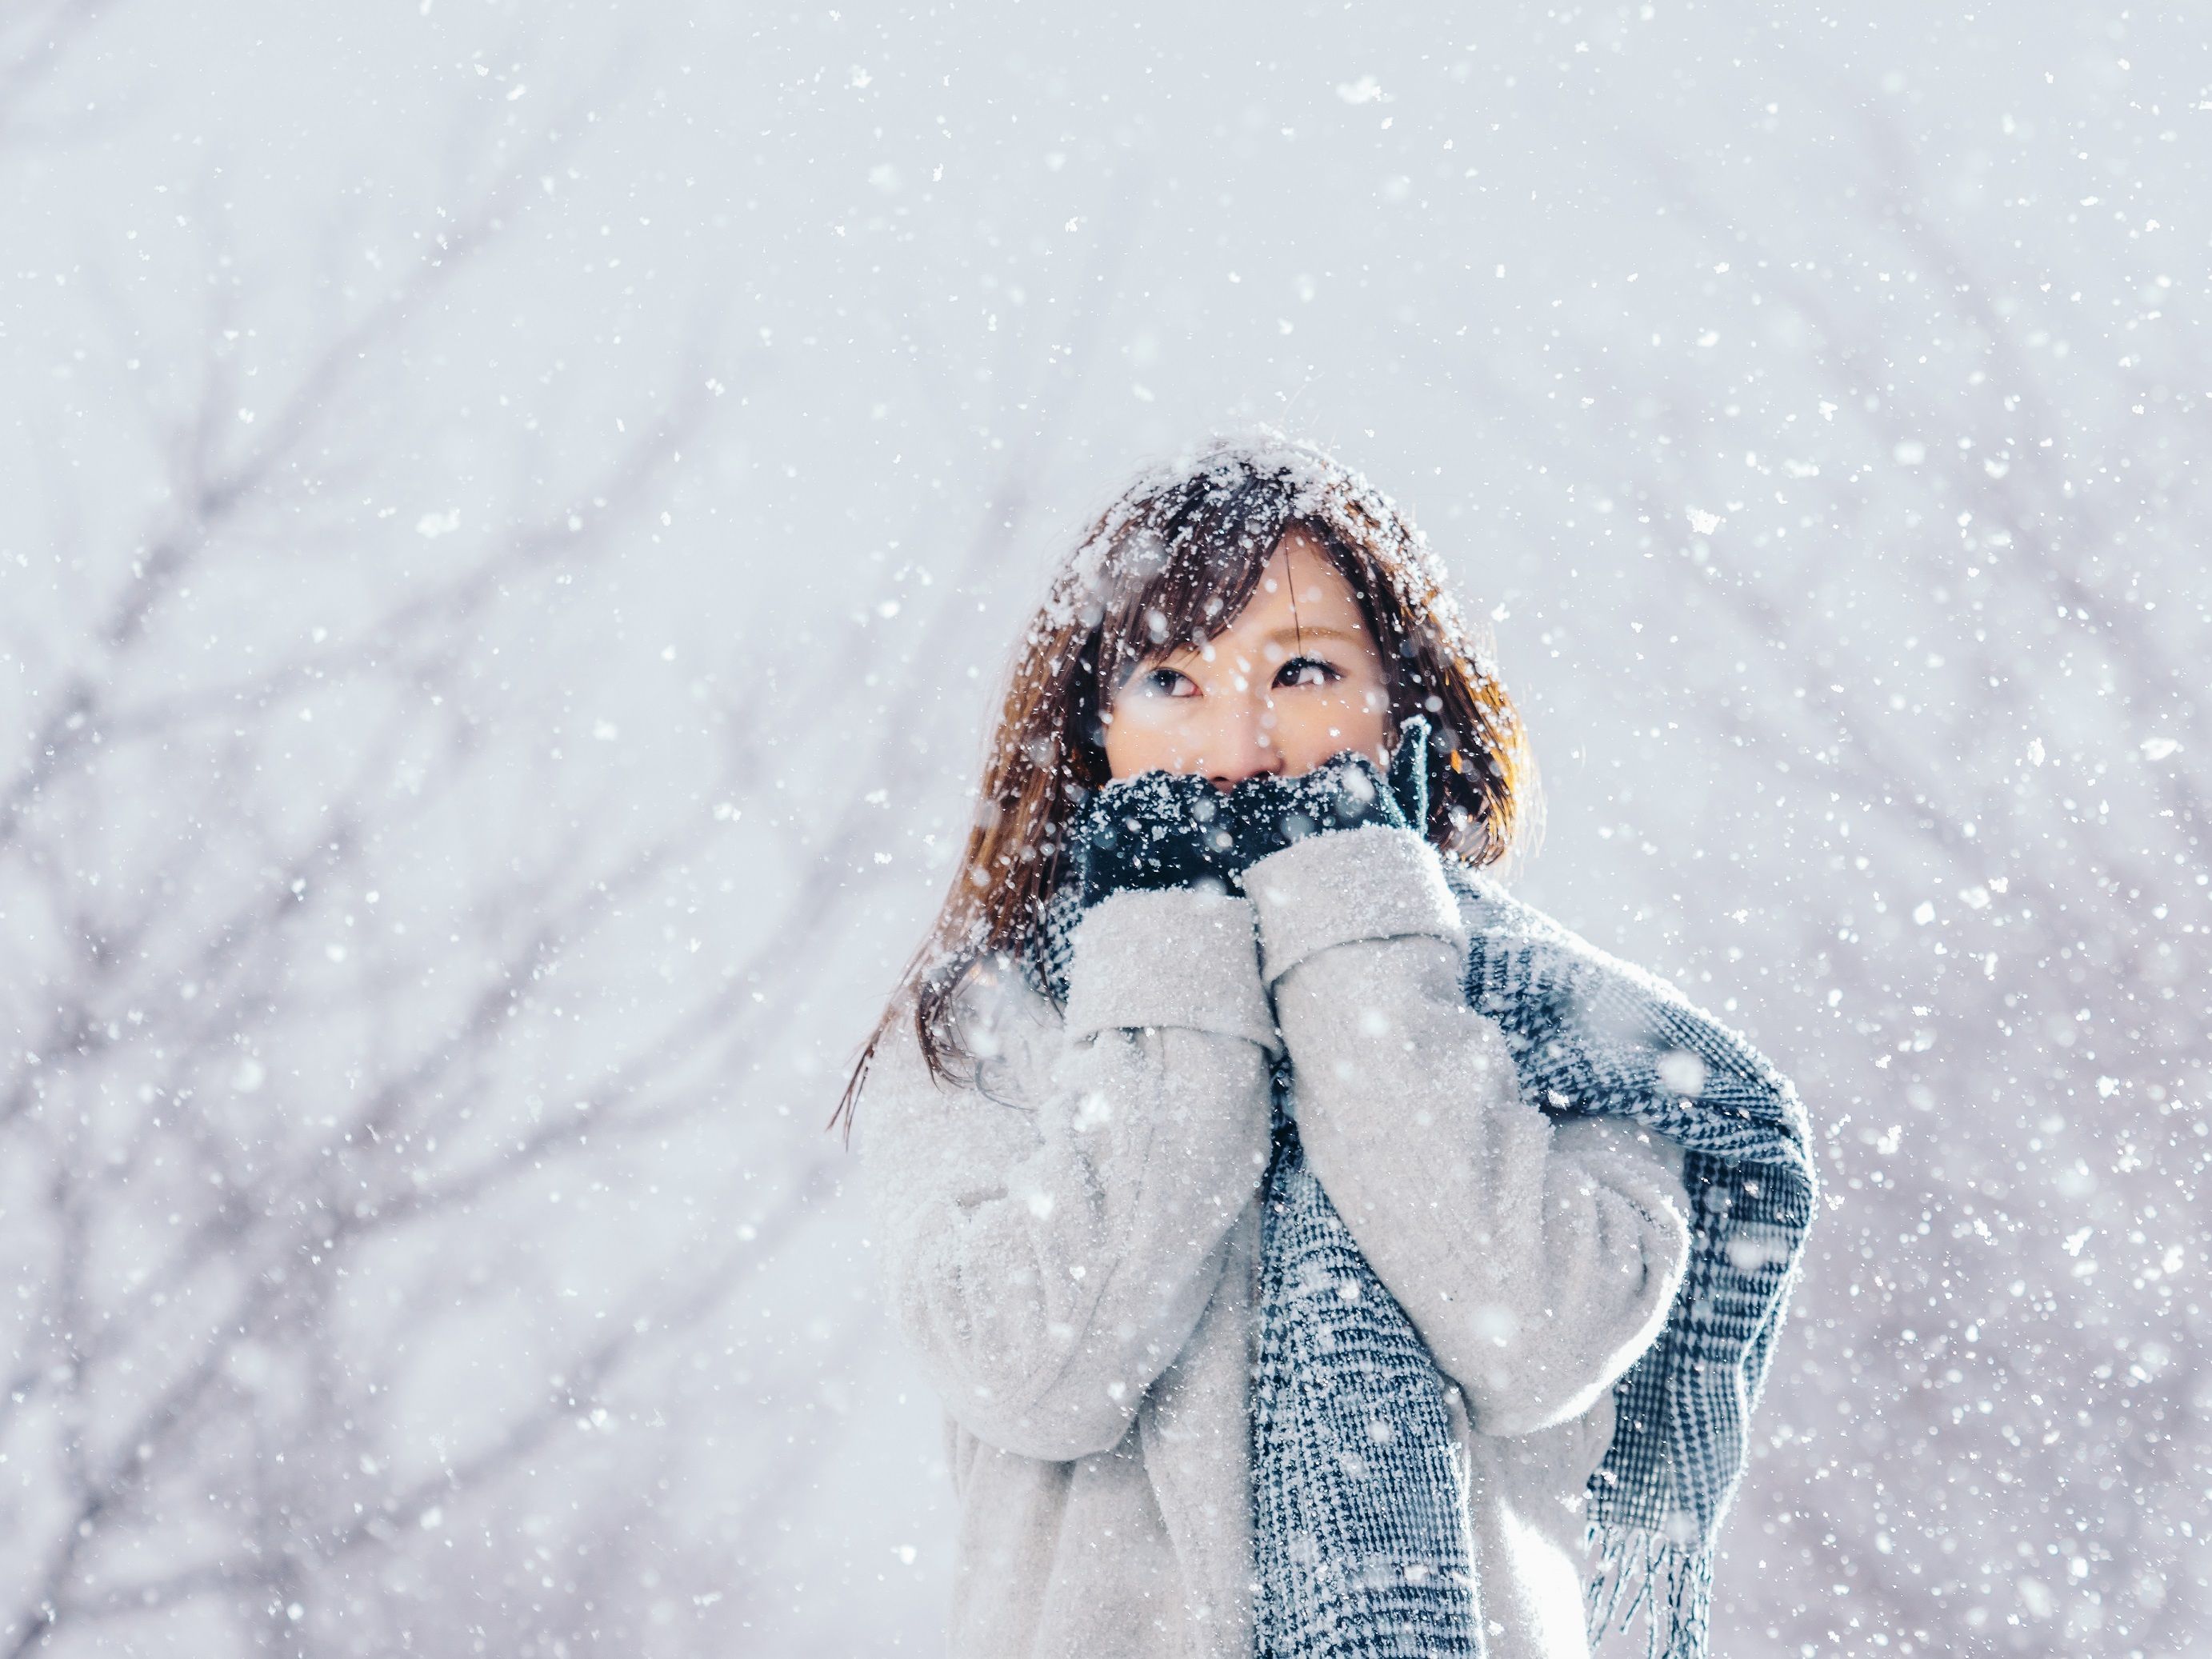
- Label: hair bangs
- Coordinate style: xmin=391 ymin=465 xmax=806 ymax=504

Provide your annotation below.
xmin=1091 ymin=478 xmax=1299 ymax=703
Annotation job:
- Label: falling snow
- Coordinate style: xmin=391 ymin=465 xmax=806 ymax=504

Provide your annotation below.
xmin=1 ymin=4 xmax=2205 ymax=1657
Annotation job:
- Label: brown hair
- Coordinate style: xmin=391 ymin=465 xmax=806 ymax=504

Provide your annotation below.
xmin=829 ymin=434 xmax=1538 ymax=1143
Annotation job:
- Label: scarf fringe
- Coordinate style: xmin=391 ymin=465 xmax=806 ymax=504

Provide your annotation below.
xmin=1583 ymin=1524 xmax=1711 ymax=1659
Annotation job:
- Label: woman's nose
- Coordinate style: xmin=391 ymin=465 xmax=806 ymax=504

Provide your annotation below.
xmin=1205 ymin=695 xmax=1284 ymax=790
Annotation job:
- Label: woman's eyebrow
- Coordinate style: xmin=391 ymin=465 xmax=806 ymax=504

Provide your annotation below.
xmin=1133 ymin=622 xmax=1362 ymax=671
xmin=1256 ymin=624 xmax=1363 ymax=649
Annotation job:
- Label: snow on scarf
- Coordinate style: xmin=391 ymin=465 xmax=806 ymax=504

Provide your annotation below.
xmin=1025 ymin=854 xmax=1816 ymax=1659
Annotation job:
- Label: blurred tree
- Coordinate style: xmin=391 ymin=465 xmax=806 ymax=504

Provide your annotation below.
xmin=1550 ymin=114 xmax=2208 ymax=1657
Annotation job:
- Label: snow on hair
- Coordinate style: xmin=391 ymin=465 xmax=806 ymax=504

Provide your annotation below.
xmin=1043 ymin=426 xmax=1496 ymax=685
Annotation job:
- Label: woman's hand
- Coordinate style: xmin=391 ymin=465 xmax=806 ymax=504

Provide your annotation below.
xmin=1069 ymin=769 xmax=1242 ymax=909
xmin=1224 ymin=715 xmax=1431 ymax=877
xmin=1073 ymin=718 xmax=1430 ymax=908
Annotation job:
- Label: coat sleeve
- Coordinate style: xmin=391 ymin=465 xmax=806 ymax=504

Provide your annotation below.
xmin=857 ymin=885 xmax=1279 ymax=1461
xmin=1241 ymin=826 xmax=1693 ymax=1438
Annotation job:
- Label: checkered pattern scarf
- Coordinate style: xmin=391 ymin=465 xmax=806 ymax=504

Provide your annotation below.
xmin=1022 ymin=857 xmax=1815 ymax=1659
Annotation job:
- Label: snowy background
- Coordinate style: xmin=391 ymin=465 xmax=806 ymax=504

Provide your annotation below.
xmin=2 ymin=2 xmax=2206 ymax=1653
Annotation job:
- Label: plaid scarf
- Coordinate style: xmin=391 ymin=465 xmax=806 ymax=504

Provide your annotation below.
xmin=1246 ymin=1076 xmax=1483 ymax=1657
xmin=1022 ymin=856 xmax=1815 ymax=1659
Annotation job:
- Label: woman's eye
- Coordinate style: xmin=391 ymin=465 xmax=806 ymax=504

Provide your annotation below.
xmin=1276 ymin=656 xmax=1340 ymax=690
xmin=1138 ymin=666 xmax=1196 ymax=698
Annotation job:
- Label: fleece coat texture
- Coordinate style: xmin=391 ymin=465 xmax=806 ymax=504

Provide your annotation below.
xmin=858 ymin=826 xmax=1694 ymax=1659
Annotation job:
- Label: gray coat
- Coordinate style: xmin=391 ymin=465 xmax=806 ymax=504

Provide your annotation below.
xmin=858 ymin=825 xmax=1693 ymax=1659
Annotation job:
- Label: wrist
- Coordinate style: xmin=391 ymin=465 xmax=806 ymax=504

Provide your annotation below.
xmin=1062 ymin=885 xmax=1279 ymax=1053
xmin=1240 ymin=823 xmax=1465 ymax=985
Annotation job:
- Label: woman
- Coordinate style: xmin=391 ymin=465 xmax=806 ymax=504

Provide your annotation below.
xmin=836 ymin=434 xmax=1814 ymax=1659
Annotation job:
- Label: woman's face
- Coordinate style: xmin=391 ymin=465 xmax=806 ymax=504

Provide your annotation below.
xmin=1102 ymin=526 xmax=1394 ymax=786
